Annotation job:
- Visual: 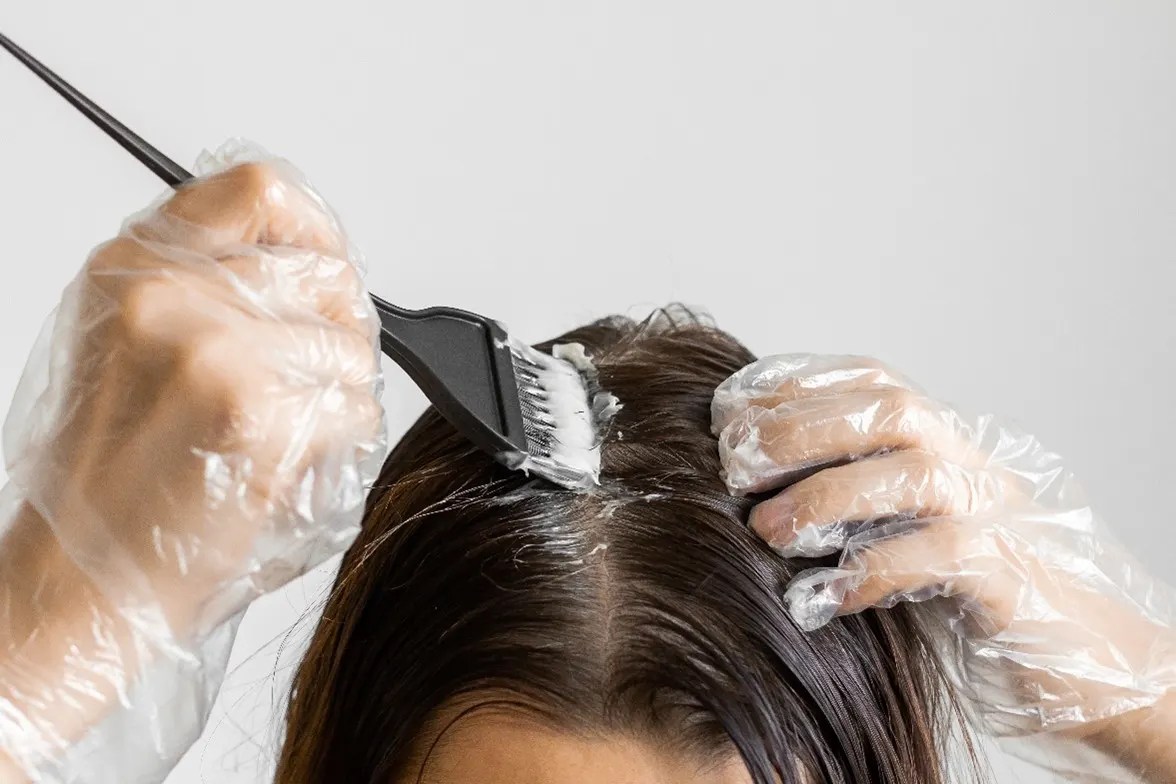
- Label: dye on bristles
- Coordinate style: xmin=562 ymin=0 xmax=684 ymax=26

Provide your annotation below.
xmin=506 ymin=340 xmax=619 ymax=489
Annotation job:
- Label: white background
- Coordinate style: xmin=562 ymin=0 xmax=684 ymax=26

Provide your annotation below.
xmin=3 ymin=2 xmax=1175 ymax=782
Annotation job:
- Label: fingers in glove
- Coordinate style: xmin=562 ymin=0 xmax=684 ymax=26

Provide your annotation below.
xmin=783 ymin=518 xmax=1026 ymax=632
xmin=718 ymin=387 xmax=975 ymax=494
xmin=712 ymin=354 xmax=916 ymax=435
xmin=751 ymin=450 xmax=1005 ymax=556
xmin=216 ymin=250 xmax=376 ymax=337
xmin=117 ymin=371 xmax=381 ymax=538
xmin=177 ymin=318 xmax=380 ymax=409
xmin=134 ymin=162 xmax=348 ymax=258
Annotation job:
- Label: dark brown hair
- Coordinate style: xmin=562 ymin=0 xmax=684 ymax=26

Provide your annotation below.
xmin=275 ymin=310 xmax=977 ymax=783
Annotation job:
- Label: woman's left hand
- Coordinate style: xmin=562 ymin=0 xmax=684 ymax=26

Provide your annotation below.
xmin=711 ymin=354 xmax=1176 ymax=742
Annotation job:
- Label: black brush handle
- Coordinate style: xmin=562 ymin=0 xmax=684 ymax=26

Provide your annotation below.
xmin=0 ymin=31 xmax=531 ymax=458
xmin=0 ymin=32 xmax=192 ymax=187
xmin=371 ymin=300 xmax=526 ymax=456
xmin=0 ymin=32 xmax=423 ymax=366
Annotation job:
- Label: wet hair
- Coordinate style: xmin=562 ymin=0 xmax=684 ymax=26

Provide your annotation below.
xmin=274 ymin=311 xmax=978 ymax=784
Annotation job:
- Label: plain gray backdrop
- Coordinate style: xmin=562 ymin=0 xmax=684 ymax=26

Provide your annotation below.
xmin=2 ymin=2 xmax=1174 ymax=782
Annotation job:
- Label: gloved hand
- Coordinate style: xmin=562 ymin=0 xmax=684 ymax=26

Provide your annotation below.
xmin=0 ymin=141 xmax=386 ymax=783
xmin=712 ymin=354 xmax=1176 ymax=779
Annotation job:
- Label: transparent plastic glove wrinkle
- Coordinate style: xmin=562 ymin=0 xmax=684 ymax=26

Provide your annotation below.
xmin=713 ymin=354 xmax=1176 ymax=783
xmin=0 ymin=140 xmax=386 ymax=783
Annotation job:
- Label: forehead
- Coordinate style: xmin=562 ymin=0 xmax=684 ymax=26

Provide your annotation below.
xmin=407 ymin=707 xmax=754 ymax=784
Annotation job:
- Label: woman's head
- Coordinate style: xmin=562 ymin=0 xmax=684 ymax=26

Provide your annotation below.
xmin=276 ymin=310 xmax=974 ymax=784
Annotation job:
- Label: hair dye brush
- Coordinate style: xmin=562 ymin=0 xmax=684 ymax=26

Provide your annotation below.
xmin=0 ymin=32 xmax=601 ymax=489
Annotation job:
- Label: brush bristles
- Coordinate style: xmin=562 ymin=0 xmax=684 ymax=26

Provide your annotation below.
xmin=507 ymin=340 xmax=601 ymax=489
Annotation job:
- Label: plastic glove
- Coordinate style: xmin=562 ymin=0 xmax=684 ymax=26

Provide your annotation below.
xmin=0 ymin=140 xmax=386 ymax=782
xmin=712 ymin=354 xmax=1176 ymax=779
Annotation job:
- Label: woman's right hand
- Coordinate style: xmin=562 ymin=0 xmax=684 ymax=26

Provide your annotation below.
xmin=0 ymin=150 xmax=386 ymax=780
xmin=10 ymin=157 xmax=386 ymax=634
